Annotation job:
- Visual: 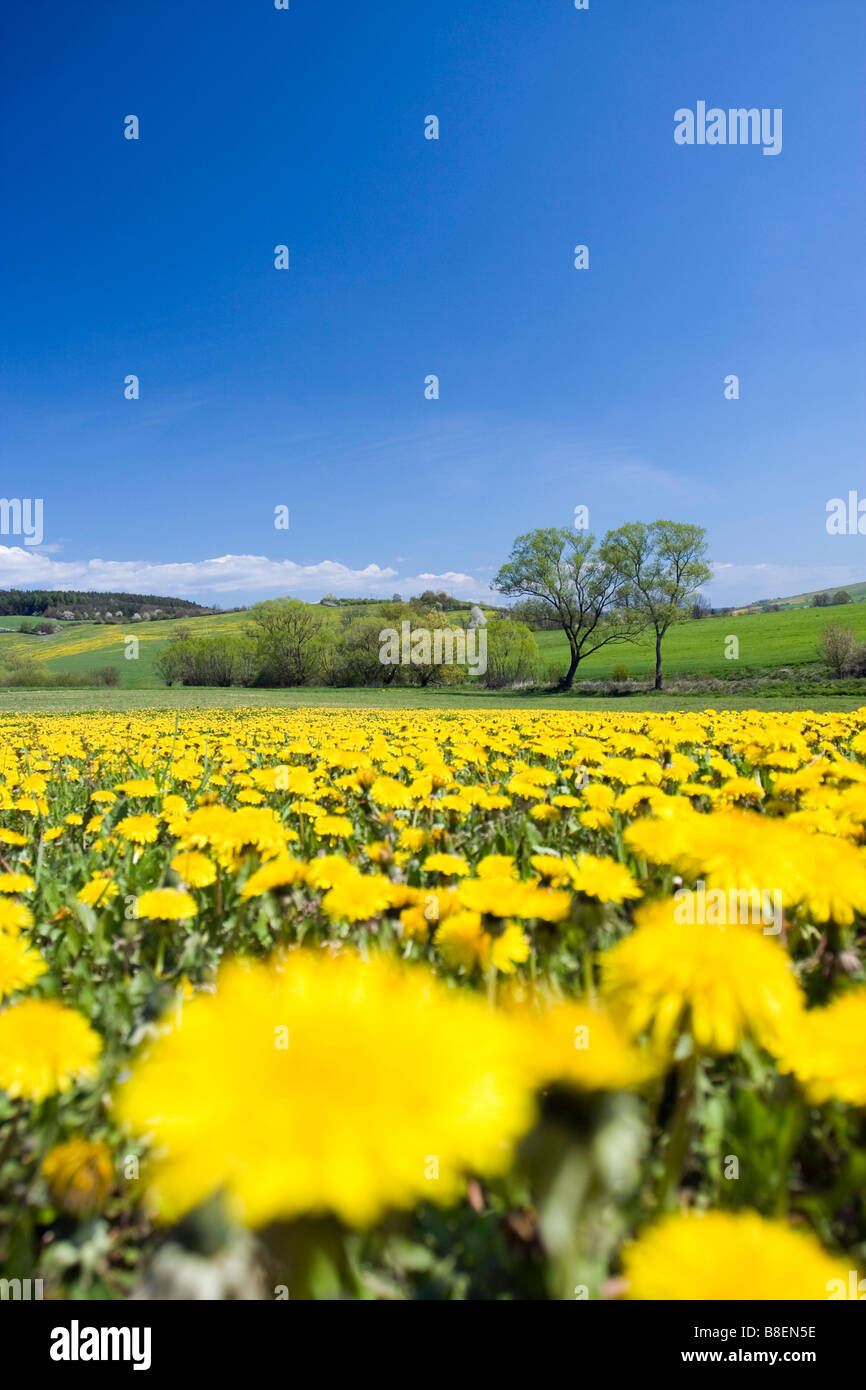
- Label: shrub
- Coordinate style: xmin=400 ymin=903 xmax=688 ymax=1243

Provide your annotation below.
xmin=820 ymin=623 xmax=855 ymax=677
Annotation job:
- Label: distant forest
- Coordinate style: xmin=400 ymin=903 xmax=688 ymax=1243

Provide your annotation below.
xmin=0 ymin=590 xmax=219 ymax=621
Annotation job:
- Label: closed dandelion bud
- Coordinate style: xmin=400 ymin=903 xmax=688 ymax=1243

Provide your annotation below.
xmin=42 ymin=1138 xmax=113 ymax=1215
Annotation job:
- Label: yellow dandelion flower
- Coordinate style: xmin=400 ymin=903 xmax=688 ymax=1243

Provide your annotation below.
xmin=76 ymin=877 xmax=119 ymax=908
xmin=0 ymin=999 xmax=101 ymax=1101
xmin=777 ymin=987 xmax=866 ymax=1107
xmin=0 ymin=830 xmax=29 ymax=846
xmin=435 ymin=912 xmax=529 ymax=975
xmin=115 ymin=814 xmax=160 ymax=845
xmin=602 ymin=902 xmax=803 ymax=1055
xmin=523 ymin=997 xmax=659 ymax=1093
xmin=623 ymin=1210 xmax=847 ymax=1301
xmin=0 ymin=872 xmax=34 ymax=894
xmin=422 ymin=852 xmax=470 ymax=876
xmin=240 ymin=856 xmax=305 ymax=900
xmin=321 ymin=873 xmax=394 ymax=922
xmin=566 ymin=854 xmax=643 ymax=904
xmin=477 ymin=855 xmax=517 ymax=878
xmin=0 ymin=899 xmax=33 ymax=935
xmin=399 ymin=903 xmax=436 ymax=940
xmin=135 ymin=889 xmax=198 ymax=922
xmin=114 ymin=952 xmax=535 ymax=1227
xmin=315 ymin=815 xmax=354 ymax=839
xmin=364 ymin=839 xmax=392 ymax=864
xmin=0 ymin=933 xmax=47 ymax=999
xmin=169 ymin=851 xmax=217 ymax=889
xmin=369 ymin=775 xmax=415 ymax=809
xmin=303 ymin=855 xmax=359 ymax=890
xmin=397 ymin=827 xmax=429 ymax=852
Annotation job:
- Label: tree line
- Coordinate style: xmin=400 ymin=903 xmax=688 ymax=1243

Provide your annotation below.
xmin=154 ymin=519 xmax=711 ymax=691
xmin=156 ymin=602 xmax=539 ymax=690
xmin=0 ymin=589 xmax=215 ymax=620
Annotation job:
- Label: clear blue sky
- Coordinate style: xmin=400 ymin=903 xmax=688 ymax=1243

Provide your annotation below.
xmin=2 ymin=0 xmax=864 ymax=607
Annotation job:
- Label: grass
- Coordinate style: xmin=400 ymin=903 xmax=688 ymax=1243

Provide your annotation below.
xmin=534 ymin=602 xmax=866 ymax=678
xmin=1 ymin=687 xmax=863 ymax=714
xmin=2 ymin=600 xmax=866 ymax=701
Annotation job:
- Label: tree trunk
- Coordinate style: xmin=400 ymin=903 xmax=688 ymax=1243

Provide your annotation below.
xmin=654 ymin=631 xmax=663 ymax=690
xmin=560 ymin=646 xmax=579 ymax=690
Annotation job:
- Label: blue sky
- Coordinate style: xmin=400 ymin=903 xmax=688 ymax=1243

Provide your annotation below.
xmin=1 ymin=0 xmax=864 ymax=607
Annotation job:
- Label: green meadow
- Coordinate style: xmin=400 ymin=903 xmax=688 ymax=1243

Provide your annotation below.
xmin=1 ymin=600 xmax=866 ymax=712
xmin=0 ymin=687 xmax=863 ymax=716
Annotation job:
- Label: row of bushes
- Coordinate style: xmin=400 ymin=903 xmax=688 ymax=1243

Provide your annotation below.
xmin=0 ymin=659 xmax=120 ymax=689
xmin=157 ymin=605 xmax=540 ymax=689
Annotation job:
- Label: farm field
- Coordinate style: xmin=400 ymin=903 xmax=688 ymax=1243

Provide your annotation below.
xmin=1 ymin=705 xmax=865 ymax=1300
xmin=2 ymin=599 xmax=866 ymax=691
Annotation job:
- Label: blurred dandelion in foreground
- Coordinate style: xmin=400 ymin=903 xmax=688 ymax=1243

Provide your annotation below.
xmin=114 ymin=950 xmax=537 ymax=1227
xmin=622 ymin=1209 xmax=847 ymax=1300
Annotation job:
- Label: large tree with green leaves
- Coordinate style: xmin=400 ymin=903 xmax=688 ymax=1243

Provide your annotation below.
xmin=600 ymin=520 xmax=712 ymax=689
xmin=247 ymin=598 xmax=332 ymax=686
xmin=492 ymin=528 xmax=643 ymax=689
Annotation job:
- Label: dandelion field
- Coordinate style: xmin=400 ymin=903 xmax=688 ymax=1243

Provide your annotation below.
xmin=1 ymin=706 xmax=865 ymax=1301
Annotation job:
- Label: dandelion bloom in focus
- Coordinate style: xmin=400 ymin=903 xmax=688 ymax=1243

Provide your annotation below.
xmin=435 ymin=912 xmax=530 ymax=975
xmin=601 ymin=898 xmax=803 ymax=1055
xmin=115 ymin=814 xmax=160 ymax=846
xmin=565 ymin=854 xmax=643 ymax=904
xmin=135 ymin=889 xmax=198 ymax=922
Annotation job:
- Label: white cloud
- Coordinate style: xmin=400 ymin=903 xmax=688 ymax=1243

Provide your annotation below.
xmin=709 ymin=562 xmax=864 ymax=604
xmin=0 ymin=547 xmax=497 ymax=602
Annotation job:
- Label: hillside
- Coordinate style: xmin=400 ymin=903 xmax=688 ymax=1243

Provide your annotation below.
xmin=0 ymin=588 xmax=219 ymax=620
xmin=737 ymin=581 xmax=866 ymax=613
xmin=533 ymin=602 xmax=866 ymax=680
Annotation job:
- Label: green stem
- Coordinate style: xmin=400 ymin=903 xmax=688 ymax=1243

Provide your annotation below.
xmin=657 ymin=1043 xmax=699 ymax=1211
xmin=582 ymin=936 xmax=596 ymax=1003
